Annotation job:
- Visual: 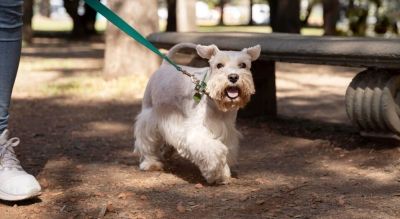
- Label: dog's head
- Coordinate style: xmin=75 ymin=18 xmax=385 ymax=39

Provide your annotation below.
xmin=196 ymin=44 xmax=260 ymax=112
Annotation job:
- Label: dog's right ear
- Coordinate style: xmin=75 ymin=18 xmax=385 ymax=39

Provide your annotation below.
xmin=196 ymin=44 xmax=219 ymax=59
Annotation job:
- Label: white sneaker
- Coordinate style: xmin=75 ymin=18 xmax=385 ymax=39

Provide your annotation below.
xmin=0 ymin=130 xmax=41 ymax=201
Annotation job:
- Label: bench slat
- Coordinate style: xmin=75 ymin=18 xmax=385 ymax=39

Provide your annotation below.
xmin=148 ymin=32 xmax=400 ymax=69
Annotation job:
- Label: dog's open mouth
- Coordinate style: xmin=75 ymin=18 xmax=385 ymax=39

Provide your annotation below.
xmin=225 ymin=86 xmax=240 ymax=100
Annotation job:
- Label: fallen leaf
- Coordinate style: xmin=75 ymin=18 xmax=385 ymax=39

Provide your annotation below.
xmin=177 ymin=202 xmax=186 ymax=213
xmin=239 ymin=195 xmax=249 ymax=202
xmin=256 ymin=200 xmax=265 ymax=205
xmin=337 ymin=195 xmax=345 ymax=206
xmin=98 ymin=205 xmax=107 ymax=218
xmin=106 ymin=202 xmax=114 ymax=212
xmin=155 ymin=210 xmax=166 ymax=218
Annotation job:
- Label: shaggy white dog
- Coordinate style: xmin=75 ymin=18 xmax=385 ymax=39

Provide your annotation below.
xmin=134 ymin=43 xmax=261 ymax=184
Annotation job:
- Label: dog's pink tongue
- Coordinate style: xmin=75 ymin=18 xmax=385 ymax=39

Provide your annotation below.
xmin=227 ymin=87 xmax=239 ymax=99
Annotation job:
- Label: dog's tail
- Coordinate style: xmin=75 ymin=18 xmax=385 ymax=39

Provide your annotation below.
xmin=162 ymin=42 xmax=198 ymax=65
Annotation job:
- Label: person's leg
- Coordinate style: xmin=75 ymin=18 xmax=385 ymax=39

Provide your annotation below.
xmin=0 ymin=0 xmax=41 ymax=201
xmin=0 ymin=1 xmax=22 ymax=133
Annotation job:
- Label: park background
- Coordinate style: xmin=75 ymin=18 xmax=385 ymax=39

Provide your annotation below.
xmin=3 ymin=0 xmax=400 ymax=218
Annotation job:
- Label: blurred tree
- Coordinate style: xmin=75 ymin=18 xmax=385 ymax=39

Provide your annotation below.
xmin=166 ymin=0 xmax=177 ymax=31
xmin=176 ymin=0 xmax=197 ymax=31
xmin=269 ymin=0 xmax=301 ymax=33
xmin=166 ymin=0 xmax=197 ymax=32
xmin=302 ymin=0 xmax=318 ymax=26
xmin=63 ymin=0 xmax=98 ymax=38
xmin=247 ymin=0 xmax=268 ymax=25
xmin=219 ymin=0 xmax=227 ymax=25
xmin=374 ymin=0 xmax=400 ymax=35
xmin=104 ymin=0 xmax=160 ymax=77
xmin=323 ymin=0 xmax=340 ymax=35
xmin=248 ymin=0 xmax=254 ymax=25
xmin=346 ymin=0 xmax=370 ymax=35
xmin=23 ymin=0 xmax=34 ymax=44
xmin=39 ymin=0 xmax=51 ymax=17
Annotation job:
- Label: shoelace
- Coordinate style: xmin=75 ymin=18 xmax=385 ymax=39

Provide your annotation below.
xmin=0 ymin=133 xmax=22 ymax=169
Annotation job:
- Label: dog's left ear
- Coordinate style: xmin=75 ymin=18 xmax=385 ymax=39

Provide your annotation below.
xmin=196 ymin=44 xmax=219 ymax=60
xmin=242 ymin=45 xmax=261 ymax=61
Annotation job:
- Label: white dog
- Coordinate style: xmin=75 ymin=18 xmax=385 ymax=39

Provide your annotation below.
xmin=134 ymin=43 xmax=261 ymax=184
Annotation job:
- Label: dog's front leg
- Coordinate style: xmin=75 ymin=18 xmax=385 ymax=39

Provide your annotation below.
xmin=182 ymin=132 xmax=231 ymax=184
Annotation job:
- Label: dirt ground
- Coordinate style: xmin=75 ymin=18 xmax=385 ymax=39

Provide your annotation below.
xmin=1 ymin=37 xmax=400 ymax=219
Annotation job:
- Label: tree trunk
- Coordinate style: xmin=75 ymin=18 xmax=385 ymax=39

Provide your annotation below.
xmin=104 ymin=0 xmax=160 ymax=77
xmin=248 ymin=0 xmax=254 ymax=25
xmin=84 ymin=2 xmax=97 ymax=35
xmin=269 ymin=0 xmax=301 ymax=33
xmin=39 ymin=0 xmax=51 ymax=17
xmin=302 ymin=0 xmax=317 ymax=26
xmin=166 ymin=0 xmax=196 ymax=32
xmin=323 ymin=0 xmax=339 ymax=35
xmin=166 ymin=0 xmax=177 ymax=31
xmin=23 ymin=0 xmax=34 ymax=44
xmin=219 ymin=0 xmax=226 ymax=25
xmin=64 ymin=0 xmax=85 ymax=38
xmin=176 ymin=0 xmax=197 ymax=32
xmin=63 ymin=0 xmax=98 ymax=38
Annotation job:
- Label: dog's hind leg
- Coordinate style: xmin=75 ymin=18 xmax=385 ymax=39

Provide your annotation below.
xmin=134 ymin=109 xmax=164 ymax=171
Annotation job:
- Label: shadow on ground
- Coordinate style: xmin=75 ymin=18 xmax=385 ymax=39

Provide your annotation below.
xmin=1 ymin=96 xmax=399 ymax=218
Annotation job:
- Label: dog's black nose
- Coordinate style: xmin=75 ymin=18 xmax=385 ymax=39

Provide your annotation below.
xmin=228 ymin=74 xmax=239 ymax=83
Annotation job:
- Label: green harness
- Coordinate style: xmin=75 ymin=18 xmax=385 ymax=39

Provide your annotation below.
xmin=83 ymin=0 xmax=208 ymax=102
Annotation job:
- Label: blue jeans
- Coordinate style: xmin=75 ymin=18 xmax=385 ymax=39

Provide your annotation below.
xmin=0 ymin=0 xmax=23 ymax=133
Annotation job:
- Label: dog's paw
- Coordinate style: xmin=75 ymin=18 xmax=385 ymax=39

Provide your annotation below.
xmin=204 ymin=164 xmax=231 ymax=185
xmin=139 ymin=159 xmax=163 ymax=171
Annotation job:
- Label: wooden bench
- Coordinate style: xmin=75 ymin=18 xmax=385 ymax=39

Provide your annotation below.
xmin=147 ymin=32 xmax=400 ymax=139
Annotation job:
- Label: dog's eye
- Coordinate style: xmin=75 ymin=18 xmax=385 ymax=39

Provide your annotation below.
xmin=239 ymin=63 xmax=247 ymax=68
xmin=216 ymin=63 xmax=224 ymax=69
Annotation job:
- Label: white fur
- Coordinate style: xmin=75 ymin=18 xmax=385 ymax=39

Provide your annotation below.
xmin=134 ymin=43 xmax=260 ymax=184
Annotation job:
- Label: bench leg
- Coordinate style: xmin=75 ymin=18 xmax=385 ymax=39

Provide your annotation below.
xmin=239 ymin=60 xmax=277 ymax=118
xmin=345 ymin=68 xmax=400 ymax=140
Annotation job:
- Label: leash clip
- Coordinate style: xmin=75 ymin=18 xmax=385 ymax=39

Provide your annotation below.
xmin=193 ymin=80 xmax=207 ymax=103
xmin=179 ymin=69 xmax=208 ymax=103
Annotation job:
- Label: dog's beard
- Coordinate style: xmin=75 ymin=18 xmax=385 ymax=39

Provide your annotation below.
xmin=207 ymin=74 xmax=255 ymax=112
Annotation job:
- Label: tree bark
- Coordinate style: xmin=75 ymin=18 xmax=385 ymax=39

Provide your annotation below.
xmin=166 ymin=0 xmax=177 ymax=31
xmin=269 ymin=0 xmax=301 ymax=33
xmin=323 ymin=0 xmax=339 ymax=35
xmin=64 ymin=0 xmax=85 ymax=37
xmin=302 ymin=0 xmax=317 ymax=26
xmin=166 ymin=0 xmax=196 ymax=32
xmin=219 ymin=0 xmax=226 ymax=25
xmin=83 ymin=2 xmax=97 ymax=35
xmin=176 ymin=0 xmax=196 ymax=32
xmin=39 ymin=0 xmax=51 ymax=17
xmin=104 ymin=0 xmax=160 ymax=77
xmin=248 ymin=0 xmax=254 ymax=25
xmin=63 ymin=0 xmax=98 ymax=38
xmin=23 ymin=0 xmax=34 ymax=44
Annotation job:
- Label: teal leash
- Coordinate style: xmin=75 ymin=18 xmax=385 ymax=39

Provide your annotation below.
xmin=83 ymin=0 xmax=208 ymax=102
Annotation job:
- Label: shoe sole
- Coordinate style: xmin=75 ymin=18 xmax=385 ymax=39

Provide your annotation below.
xmin=0 ymin=190 xmax=41 ymax=201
